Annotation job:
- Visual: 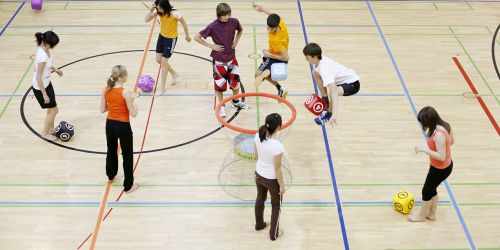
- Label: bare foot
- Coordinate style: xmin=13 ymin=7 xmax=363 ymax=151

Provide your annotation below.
xmin=125 ymin=183 xmax=140 ymax=193
xmin=170 ymin=73 xmax=179 ymax=86
xmin=426 ymin=214 xmax=436 ymax=221
xmin=42 ymin=133 xmax=59 ymax=141
xmin=156 ymin=85 xmax=166 ymax=96
xmin=407 ymin=213 xmax=426 ymax=222
xmin=254 ymin=69 xmax=270 ymax=88
xmin=48 ymin=129 xmax=56 ymax=135
xmin=131 ymin=92 xmax=140 ymax=99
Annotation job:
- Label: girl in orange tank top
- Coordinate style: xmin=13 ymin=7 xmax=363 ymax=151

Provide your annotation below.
xmin=408 ymin=106 xmax=454 ymax=222
xmin=100 ymin=65 xmax=139 ymax=193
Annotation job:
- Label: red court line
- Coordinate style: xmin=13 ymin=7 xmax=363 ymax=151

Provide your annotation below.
xmin=89 ymin=181 xmax=112 ymax=250
xmin=77 ymin=17 xmax=159 ymax=249
xmin=452 ymin=56 xmax=500 ymax=136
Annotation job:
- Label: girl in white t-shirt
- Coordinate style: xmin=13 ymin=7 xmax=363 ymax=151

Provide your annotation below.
xmin=253 ymin=113 xmax=285 ymax=241
xmin=32 ymin=31 xmax=63 ymax=141
xmin=303 ymin=42 xmax=360 ymax=126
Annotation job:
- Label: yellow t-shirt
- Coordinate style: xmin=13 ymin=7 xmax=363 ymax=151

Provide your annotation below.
xmin=268 ymin=19 xmax=289 ymax=55
xmin=160 ymin=10 xmax=181 ymax=38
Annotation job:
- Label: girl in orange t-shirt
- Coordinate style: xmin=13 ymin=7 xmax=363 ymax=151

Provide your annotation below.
xmin=408 ymin=106 xmax=454 ymax=222
xmin=100 ymin=65 xmax=139 ymax=193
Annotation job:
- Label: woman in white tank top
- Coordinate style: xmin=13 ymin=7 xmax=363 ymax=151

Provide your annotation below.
xmin=253 ymin=113 xmax=285 ymax=241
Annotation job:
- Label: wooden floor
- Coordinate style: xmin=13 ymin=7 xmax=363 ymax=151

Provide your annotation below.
xmin=1 ymin=1 xmax=499 ymax=249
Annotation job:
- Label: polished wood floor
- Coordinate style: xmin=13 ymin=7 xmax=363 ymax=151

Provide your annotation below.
xmin=0 ymin=1 xmax=499 ymax=249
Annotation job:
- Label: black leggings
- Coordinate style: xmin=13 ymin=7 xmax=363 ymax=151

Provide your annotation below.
xmin=105 ymin=119 xmax=134 ymax=191
xmin=422 ymin=161 xmax=453 ymax=201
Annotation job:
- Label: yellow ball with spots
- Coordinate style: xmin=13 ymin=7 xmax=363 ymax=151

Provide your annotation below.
xmin=393 ymin=190 xmax=414 ymax=214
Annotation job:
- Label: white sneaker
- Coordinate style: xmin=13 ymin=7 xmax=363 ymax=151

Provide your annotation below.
xmin=230 ymin=100 xmax=249 ymax=109
xmin=220 ymin=105 xmax=227 ymax=118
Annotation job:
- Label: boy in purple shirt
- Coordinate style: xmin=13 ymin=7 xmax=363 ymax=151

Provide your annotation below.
xmin=194 ymin=3 xmax=248 ymax=118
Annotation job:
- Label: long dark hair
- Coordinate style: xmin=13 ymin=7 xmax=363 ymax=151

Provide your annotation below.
xmin=417 ymin=106 xmax=451 ymax=137
xmin=34 ymin=31 xmax=59 ymax=48
xmin=157 ymin=0 xmax=173 ymax=17
xmin=258 ymin=113 xmax=282 ymax=142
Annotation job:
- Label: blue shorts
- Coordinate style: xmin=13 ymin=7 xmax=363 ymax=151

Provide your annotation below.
xmin=156 ymin=35 xmax=177 ymax=58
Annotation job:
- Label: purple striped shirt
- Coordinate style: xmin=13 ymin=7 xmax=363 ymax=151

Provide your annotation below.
xmin=199 ymin=18 xmax=242 ymax=62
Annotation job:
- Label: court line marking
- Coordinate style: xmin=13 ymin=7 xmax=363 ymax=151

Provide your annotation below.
xmin=452 ymin=56 xmax=500 ymax=135
xmin=296 ymin=0 xmax=350 ymax=249
xmin=365 ymin=2 xmax=476 ymax=249
xmin=0 ymin=1 xmax=23 ymax=37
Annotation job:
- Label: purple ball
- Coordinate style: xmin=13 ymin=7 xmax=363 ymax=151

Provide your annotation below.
xmin=137 ymin=75 xmax=155 ymax=92
xmin=31 ymin=0 xmax=43 ymax=10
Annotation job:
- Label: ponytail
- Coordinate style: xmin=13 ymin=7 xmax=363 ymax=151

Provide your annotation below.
xmin=34 ymin=31 xmax=59 ymax=48
xmin=258 ymin=113 xmax=283 ymax=142
xmin=35 ymin=32 xmax=43 ymax=46
xmin=106 ymin=76 xmax=116 ymax=92
xmin=106 ymin=65 xmax=128 ymax=92
xmin=258 ymin=124 xmax=267 ymax=142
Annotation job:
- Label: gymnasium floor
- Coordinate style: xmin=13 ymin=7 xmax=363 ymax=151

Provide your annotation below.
xmin=0 ymin=0 xmax=499 ymax=249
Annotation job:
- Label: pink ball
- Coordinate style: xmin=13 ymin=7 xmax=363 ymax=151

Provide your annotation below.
xmin=137 ymin=75 xmax=155 ymax=92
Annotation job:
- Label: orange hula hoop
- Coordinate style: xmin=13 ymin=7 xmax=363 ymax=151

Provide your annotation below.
xmin=214 ymin=92 xmax=297 ymax=134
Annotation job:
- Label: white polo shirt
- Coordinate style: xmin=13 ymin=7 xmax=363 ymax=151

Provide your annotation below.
xmin=32 ymin=46 xmax=53 ymax=90
xmin=313 ymin=56 xmax=359 ymax=87
xmin=254 ymin=133 xmax=285 ymax=179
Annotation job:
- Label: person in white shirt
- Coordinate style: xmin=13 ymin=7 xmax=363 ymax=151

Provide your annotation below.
xmin=31 ymin=31 xmax=63 ymax=141
xmin=303 ymin=43 xmax=360 ymax=125
xmin=253 ymin=113 xmax=285 ymax=241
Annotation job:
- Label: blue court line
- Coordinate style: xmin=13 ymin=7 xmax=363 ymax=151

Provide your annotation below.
xmin=365 ymin=2 xmax=476 ymax=250
xmin=0 ymin=1 xmax=24 ymax=37
xmin=6 ymin=24 xmax=375 ymax=29
xmin=296 ymin=1 xmax=350 ymax=249
xmin=0 ymin=200 xmax=452 ymax=206
xmin=0 ymin=93 xmax=405 ymax=97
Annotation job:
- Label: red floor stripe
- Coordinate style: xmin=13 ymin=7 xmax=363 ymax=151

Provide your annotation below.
xmin=77 ymin=18 xmax=160 ymax=249
xmin=452 ymin=56 xmax=500 ymax=136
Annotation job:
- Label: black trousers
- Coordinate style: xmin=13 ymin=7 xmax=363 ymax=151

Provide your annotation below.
xmin=422 ymin=161 xmax=453 ymax=201
xmin=255 ymin=172 xmax=282 ymax=240
xmin=106 ymin=119 xmax=134 ymax=191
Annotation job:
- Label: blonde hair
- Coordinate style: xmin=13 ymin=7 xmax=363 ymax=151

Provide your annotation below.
xmin=106 ymin=65 xmax=128 ymax=92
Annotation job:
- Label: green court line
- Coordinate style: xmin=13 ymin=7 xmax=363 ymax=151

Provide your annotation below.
xmin=465 ymin=1 xmax=474 ymax=11
xmin=432 ymin=2 xmax=439 ymax=10
xmin=63 ymin=2 xmax=69 ymax=10
xmin=2 ymin=202 xmax=500 ymax=208
xmin=1 ymin=182 xmax=499 ymax=188
xmin=252 ymin=25 xmax=261 ymax=128
xmin=0 ymin=60 xmax=33 ymax=120
xmin=449 ymin=26 xmax=500 ymax=106
xmin=485 ymin=26 xmax=500 ymax=46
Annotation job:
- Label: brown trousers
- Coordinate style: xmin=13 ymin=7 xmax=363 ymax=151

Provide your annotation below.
xmin=254 ymin=172 xmax=282 ymax=240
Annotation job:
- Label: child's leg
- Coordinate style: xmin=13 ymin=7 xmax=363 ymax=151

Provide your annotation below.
xmin=155 ymin=53 xmax=167 ymax=95
xmin=165 ymin=58 xmax=179 ymax=86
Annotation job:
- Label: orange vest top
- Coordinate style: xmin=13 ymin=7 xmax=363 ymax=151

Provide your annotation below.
xmin=105 ymin=87 xmax=130 ymax=123
xmin=427 ymin=127 xmax=452 ymax=169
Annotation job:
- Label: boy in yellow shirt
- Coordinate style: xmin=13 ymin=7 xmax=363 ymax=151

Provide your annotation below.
xmin=253 ymin=3 xmax=289 ymax=100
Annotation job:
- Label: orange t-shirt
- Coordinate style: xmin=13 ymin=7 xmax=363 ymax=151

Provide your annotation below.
xmin=268 ymin=19 xmax=289 ymax=55
xmin=427 ymin=127 xmax=452 ymax=169
xmin=105 ymin=88 xmax=130 ymax=123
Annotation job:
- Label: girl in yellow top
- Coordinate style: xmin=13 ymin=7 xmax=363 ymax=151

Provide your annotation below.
xmin=145 ymin=0 xmax=191 ymax=95
xmin=253 ymin=4 xmax=289 ymax=101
